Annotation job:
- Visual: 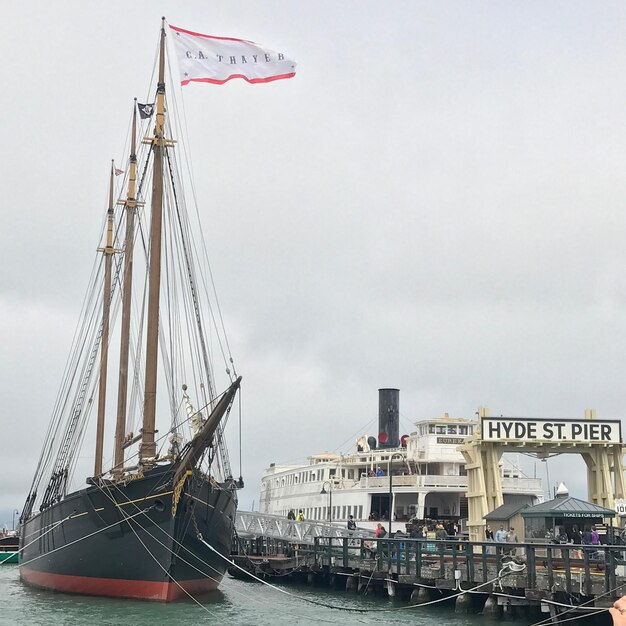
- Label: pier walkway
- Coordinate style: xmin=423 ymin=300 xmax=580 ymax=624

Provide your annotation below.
xmin=234 ymin=510 xmax=374 ymax=545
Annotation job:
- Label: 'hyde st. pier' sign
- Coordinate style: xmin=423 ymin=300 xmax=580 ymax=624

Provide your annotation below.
xmin=481 ymin=417 xmax=622 ymax=445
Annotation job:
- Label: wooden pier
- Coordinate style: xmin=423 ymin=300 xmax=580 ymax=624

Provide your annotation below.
xmin=231 ymin=536 xmax=625 ymax=622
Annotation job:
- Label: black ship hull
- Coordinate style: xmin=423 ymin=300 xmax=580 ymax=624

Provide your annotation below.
xmin=19 ymin=463 xmax=236 ymax=601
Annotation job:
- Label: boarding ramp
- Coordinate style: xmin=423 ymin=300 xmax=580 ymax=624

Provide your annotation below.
xmin=235 ymin=511 xmax=375 ymax=546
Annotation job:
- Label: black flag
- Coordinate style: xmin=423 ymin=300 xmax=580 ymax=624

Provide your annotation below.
xmin=137 ymin=102 xmax=155 ymax=119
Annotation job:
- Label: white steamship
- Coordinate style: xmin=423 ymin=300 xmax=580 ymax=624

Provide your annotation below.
xmin=260 ymin=389 xmax=544 ymax=532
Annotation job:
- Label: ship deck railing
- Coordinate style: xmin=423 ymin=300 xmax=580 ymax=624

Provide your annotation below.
xmin=357 ymin=474 xmax=542 ymax=492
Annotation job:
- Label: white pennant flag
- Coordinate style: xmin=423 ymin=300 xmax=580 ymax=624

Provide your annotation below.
xmin=169 ymin=25 xmax=297 ymax=86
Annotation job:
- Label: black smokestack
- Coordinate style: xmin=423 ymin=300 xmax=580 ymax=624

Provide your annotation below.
xmin=378 ymin=388 xmax=399 ymax=448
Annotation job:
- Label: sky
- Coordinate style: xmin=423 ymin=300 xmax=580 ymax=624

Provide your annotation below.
xmin=2 ymin=1 xmax=626 ymax=521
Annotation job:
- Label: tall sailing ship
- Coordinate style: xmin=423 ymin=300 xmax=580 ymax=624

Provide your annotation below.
xmin=19 ymin=21 xmax=244 ymax=601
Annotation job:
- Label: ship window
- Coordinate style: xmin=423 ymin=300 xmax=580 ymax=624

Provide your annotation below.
xmin=428 ymin=463 xmax=440 ymax=475
xmin=358 ymin=505 xmax=363 ymax=520
xmin=428 ymin=425 xmax=436 ymax=434
xmin=329 ymin=469 xmax=336 ymax=477
xmin=436 ymin=426 xmax=446 ymax=434
xmin=447 ymin=425 xmax=457 ymax=434
xmin=459 ymin=426 xmax=468 ymax=435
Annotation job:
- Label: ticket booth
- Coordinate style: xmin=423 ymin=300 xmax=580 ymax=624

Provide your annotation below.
xmin=521 ymin=484 xmax=616 ymax=543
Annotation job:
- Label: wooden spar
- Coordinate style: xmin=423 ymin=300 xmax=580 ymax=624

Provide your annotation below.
xmin=173 ymin=377 xmax=242 ymax=485
xmin=113 ymin=100 xmax=138 ymax=474
xmin=94 ymin=161 xmax=116 ymax=476
xmin=140 ymin=19 xmax=167 ymax=463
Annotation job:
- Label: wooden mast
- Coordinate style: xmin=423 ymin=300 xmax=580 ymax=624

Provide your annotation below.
xmin=140 ymin=19 xmax=167 ymax=463
xmin=94 ymin=161 xmax=116 ymax=476
xmin=113 ymin=100 xmax=138 ymax=474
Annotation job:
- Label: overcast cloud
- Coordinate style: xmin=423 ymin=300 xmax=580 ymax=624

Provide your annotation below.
xmin=2 ymin=1 xmax=626 ymax=521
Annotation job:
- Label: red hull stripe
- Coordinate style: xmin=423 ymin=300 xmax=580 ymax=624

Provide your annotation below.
xmin=20 ymin=567 xmax=218 ymax=601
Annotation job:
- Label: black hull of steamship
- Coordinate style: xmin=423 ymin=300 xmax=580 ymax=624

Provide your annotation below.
xmin=19 ymin=464 xmax=236 ymax=601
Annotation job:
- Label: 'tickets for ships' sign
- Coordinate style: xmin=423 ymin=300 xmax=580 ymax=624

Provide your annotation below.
xmin=481 ymin=417 xmax=622 ymax=444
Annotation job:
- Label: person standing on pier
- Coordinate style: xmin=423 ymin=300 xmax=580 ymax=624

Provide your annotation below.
xmin=505 ymin=527 xmax=518 ymax=556
xmin=495 ymin=525 xmax=507 ymax=542
xmin=347 ymin=516 xmax=356 ymax=533
xmin=571 ymin=524 xmax=583 ymax=559
xmin=485 ymin=525 xmax=495 ymax=554
xmin=591 ymin=526 xmax=600 ymax=546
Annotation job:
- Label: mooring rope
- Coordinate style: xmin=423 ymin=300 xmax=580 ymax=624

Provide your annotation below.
xmin=199 ymin=535 xmax=521 ymax=614
xmin=527 ymin=580 xmax=626 ymax=626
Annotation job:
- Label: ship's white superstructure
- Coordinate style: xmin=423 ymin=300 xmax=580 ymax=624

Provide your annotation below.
xmin=260 ymin=390 xmax=543 ymax=532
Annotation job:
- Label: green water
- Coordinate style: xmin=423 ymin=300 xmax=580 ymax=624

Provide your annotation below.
xmin=0 ymin=565 xmax=526 ymax=626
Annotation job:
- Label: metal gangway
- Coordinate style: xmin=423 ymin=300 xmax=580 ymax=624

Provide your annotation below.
xmin=235 ymin=511 xmax=375 ymax=546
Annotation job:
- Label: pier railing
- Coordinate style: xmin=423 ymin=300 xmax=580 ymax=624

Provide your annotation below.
xmin=235 ymin=510 xmax=375 ymax=545
xmin=312 ymin=537 xmax=626 ymax=599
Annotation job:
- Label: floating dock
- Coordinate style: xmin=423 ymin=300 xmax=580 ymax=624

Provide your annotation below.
xmin=0 ymin=552 xmax=18 ymax=564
